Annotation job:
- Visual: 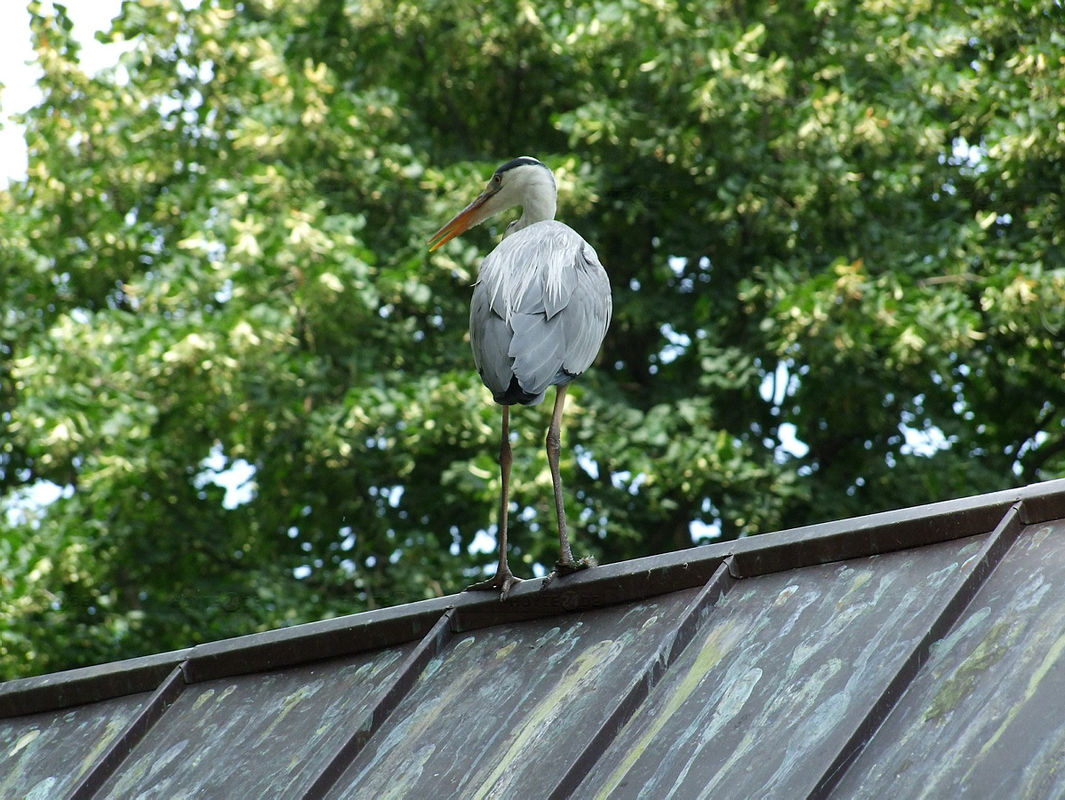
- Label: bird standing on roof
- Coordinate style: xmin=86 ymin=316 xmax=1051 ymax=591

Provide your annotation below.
xmin=429 ymin=157 xmax=612 ymax=599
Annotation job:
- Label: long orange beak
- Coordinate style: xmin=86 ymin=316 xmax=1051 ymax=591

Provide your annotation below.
xmin=427 ymin=189 xmax=495 ymax=252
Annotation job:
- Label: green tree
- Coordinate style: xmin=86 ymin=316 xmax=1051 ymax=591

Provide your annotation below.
xmin=1 ymin=0 xmax=1062 ymax=678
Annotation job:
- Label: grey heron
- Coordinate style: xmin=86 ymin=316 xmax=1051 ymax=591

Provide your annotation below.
xmin=429 ymin=157 xmax=612 ymax=599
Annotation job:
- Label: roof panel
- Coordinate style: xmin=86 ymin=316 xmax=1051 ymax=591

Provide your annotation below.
xmin=0 ymin=650 xmax=189 ymax=718
xmin=91 ymin=646 xmax=412 ymax=799
xmin=0 ymin=692 xmax=149 ymax=799
xmin=323 ymin=589 xmax=701 ymax=800
xmin=833 ymin=519 xmax=1065 ymax=798
xmin=576 ymin=534 xmax=991 ymax=799
xmin=6 ymin=481 xmax=1065 ymax=798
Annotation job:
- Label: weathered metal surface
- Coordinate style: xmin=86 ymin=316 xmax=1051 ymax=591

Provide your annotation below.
xmin=323 ymin=590 xmax=699 ymax=800
xmin=0 ymin=649 xmax=190 ymax=718
xmin=548 ymin=563 xmax=736 ymax=799
xmin=4 ymin=481 xmax=1065 ymax=799
xmin=728 ymin=480 xmax=1065 ymax=579
xmin=91 ymin=646 xmax=411 ymax=799
xmin=833 ymin=518 xmax=1065 ymax=798
xmin=809 ymin=503 xmax=1025 ymax=796
xmin=0 ymin=692 xmax=149 ymax=799
xmin=574 ymin=534 xmax=992 ymax=799
xmin=300 ymin=611 xmax=456 ymax=799
xmin=453 ymin=548 xmax=728 ymax=632
xmin=68 ymin=666 xmax=187 ymax=800
xmin=182 ymin=599 xmax=453 ymax=682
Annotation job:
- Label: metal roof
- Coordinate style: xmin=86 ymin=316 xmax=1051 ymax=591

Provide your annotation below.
xmin=4 ymin=479 xmax=1065 ymax=798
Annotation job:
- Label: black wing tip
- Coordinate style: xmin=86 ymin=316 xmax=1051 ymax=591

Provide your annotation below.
xmin=492 ymin=375 xmax=543 ymax=406
xmin=489 ymin=373 xmax=579 ymax=406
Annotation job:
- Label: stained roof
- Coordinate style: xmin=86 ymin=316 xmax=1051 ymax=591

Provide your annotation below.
xmin=4 ymin=479 xmax=1065 ymax=798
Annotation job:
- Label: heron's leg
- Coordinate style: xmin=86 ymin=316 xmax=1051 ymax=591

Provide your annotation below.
xmin=543 ymin=385 xmax=597 ymax=585
xmin=496 ymin=405 xmax=515 ymax=576
xmin=467 ymin=406 xmax=521 ymax=599
xmin=546 ymin=385 xmax=573 ymax=566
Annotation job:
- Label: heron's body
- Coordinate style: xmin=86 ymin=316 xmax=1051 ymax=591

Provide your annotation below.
xmin=471 ymin=220 xmax=611 ymax=405
xmin=428 ymin=157 xmax=611 ymax=598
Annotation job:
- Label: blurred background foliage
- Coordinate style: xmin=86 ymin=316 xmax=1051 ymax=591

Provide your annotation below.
xmin=1 ymin=0 xmax=1063 ymax=678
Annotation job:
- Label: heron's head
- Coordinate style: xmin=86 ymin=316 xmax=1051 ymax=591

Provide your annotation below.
xmin=428 ymin=156 xmax=556 ymax=251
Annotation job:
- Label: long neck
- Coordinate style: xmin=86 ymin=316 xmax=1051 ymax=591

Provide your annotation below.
xmin=509 ymin=173 xmax=557 ymax=234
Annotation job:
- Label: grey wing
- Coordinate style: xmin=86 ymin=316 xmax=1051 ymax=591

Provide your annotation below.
xmin=560 ymin=243 xmax=612 ymax=376
xmin=470 ymin=282 xmax=515 ymax=399
xmin=470 ymin=233 xmax=611 ymax=404
xmin=505 ymin=241 xmax=610 ymax=397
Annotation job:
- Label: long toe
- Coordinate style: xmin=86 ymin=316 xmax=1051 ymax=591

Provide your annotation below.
xmin=541 ymin=556 xmax=598 ymax=590
xmin=554 ymin=555 xmax=598 ymax=576
xmin=466 ymin=570 xmax=523 ymax=601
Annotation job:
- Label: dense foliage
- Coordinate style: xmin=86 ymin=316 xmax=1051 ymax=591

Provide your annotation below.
xmin=2 ymin=0 xmax=1062 ymax=678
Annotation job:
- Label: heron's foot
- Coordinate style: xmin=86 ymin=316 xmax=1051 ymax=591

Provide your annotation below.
xmin=466 ymin=569 xmax=523 ymax=601
xmin=541 ymin=556 xmax=598 ymax=590
xmin=555 ymin=555 xmax=598 ymax=576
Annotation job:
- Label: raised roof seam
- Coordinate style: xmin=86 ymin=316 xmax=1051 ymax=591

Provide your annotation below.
xmin=809 ymin=501 xmax=1027 ymax=799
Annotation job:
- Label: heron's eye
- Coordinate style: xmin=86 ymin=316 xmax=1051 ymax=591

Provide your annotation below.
xmin=493 ymin=175 xmax=502 ymax=185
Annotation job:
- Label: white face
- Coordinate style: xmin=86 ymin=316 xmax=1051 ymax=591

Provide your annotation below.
xmin=484 ymin=170 xmax=519 ymax=209
xmin=494 ymin=162 xmax=554 ymax=195
xmin=428 ymin=160 xmax=556 ymax=250
xmin=471 ymin=165 xmax=532 ymax=222
xmin=484 ymin=163 xmax=556 ymax=222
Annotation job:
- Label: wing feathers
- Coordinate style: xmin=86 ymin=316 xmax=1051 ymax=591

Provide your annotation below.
xmin=509 ymin=313 xmax=566 ymax=397
xmin=469 ymin=221 xmax=611 ymax=405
